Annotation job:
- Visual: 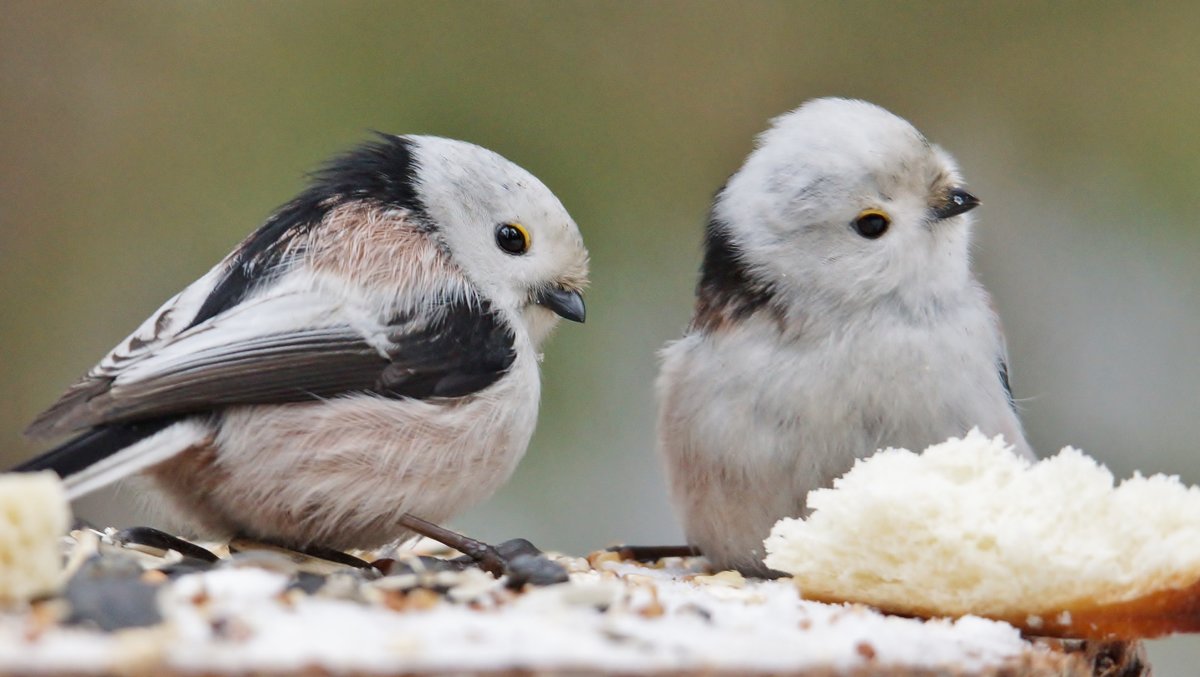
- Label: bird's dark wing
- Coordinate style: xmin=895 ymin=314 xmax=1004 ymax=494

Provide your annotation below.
xmin=998 ymin=357 xmax=1016 ymax=411
xmin=25 ymin=134 xmax=444 ymax=440
xmin=24 ymin=290 xmax=516 ymax=439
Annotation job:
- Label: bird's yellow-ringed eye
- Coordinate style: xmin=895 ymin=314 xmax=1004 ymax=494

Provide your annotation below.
xmin=852 ymin=209 xmax=891 ymax=239
xmin=495 ymin=223 xmax=531 ymax=255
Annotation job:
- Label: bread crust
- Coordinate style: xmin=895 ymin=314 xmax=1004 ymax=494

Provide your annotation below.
xmin=799 ymin=577 xmax=1200 ymax=640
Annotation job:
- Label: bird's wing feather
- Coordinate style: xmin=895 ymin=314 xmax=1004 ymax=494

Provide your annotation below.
xmin=986 ymin=294 xmax=1017 ymax=411
xmin=25 ymin=287 xmax=516 ymax=438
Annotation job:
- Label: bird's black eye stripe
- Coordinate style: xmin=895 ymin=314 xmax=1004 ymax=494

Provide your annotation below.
xmin=853 ymin=210 xmax=890 ymax=239
xmin=495 ymin=223 xmax=530 ymax=255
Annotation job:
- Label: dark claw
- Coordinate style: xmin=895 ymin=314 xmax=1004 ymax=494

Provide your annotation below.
xmin=607 ymin=544 xmax=701 ymax=561
xmin=113 ymin=526 xmax=220 ymax=563
xmin=295 ymin=543 xmax=373 ymax=569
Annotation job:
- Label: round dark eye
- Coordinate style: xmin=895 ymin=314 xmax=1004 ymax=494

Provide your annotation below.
xmin=495 ymin=223 xmax=530 ymax=255
xmin=853 ymin=210 xmax=890 ymax=239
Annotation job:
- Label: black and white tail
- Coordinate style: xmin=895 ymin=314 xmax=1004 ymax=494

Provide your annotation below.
xmin=12 ymin=416 xmax=204 ymax=500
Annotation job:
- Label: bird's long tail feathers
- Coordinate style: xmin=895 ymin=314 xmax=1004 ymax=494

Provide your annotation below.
xmin=12 ymin=416 xmax=204 ymax=500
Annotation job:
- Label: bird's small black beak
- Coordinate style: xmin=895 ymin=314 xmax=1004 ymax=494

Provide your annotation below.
xmin=535 ymin=287 xmax=586 ymax=323
xmin=931 ymin=188 xmax=980 ymax=220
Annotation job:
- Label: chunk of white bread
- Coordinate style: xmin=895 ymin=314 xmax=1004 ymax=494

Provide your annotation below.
xmin=763 ymin=429 xmax=1200 ymax=639
xmin=0 ymin=472 xmax=69 ymax=601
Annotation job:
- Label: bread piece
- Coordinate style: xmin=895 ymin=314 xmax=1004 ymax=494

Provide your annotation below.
xmin=0 ymin=472 xmax=70 ymax=601
xmin=763 ymin=429 xmax=1200 ymax=639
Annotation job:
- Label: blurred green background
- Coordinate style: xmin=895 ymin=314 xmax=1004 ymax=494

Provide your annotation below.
xmin=3 ymin=1 xmax=1198 ymax=671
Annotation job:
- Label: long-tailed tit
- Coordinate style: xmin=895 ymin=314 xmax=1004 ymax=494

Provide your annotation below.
xmin=17 ymin=134 xmax=588 ymax=562
xmin=657 ymin=99 xmax=1032 ymax=576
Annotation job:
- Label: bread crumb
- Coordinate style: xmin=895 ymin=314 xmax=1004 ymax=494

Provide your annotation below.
xmin=0 ymin=473 xmax=70 ymax=602
xmin=856 ymin=641 xmax=877 ymax=660
xmin=692 ymin=570 xmax=746 ymax=588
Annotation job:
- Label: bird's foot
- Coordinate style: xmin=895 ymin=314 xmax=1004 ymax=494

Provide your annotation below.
xmin=291 ymin=543 xmax=374 ymax=569
xmin=397 ymin=514 xmax=568 ymax=587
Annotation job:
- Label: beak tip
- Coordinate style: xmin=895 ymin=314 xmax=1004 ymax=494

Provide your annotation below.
xmin=932 ymin=188 xmax=981 ymax=220
xmin=536 ymin=288 xmax=586 ymax=323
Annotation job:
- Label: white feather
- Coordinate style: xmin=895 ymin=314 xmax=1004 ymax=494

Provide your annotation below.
xmin=111 ymin=275 xmax=388 ymax=389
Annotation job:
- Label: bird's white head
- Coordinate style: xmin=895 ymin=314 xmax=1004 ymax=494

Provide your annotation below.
xmin=408 ymin=136 xmax=589 ymax=343
xmin=715 ymin=98 xmax=979 ymax=318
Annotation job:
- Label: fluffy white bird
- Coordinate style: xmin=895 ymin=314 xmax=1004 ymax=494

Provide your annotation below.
xmin=657 ymin=98 xmax=1032 ymax=576
xmin=18 ymin=134 xmax=588 ymax=556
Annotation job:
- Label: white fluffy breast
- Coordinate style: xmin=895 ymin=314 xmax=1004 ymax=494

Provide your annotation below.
xmin=664 ymin=301 xmax=1025 ymax=474
xmin=657 ymin=298 xmax=1029 ymax=574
